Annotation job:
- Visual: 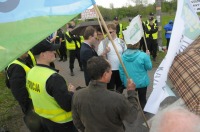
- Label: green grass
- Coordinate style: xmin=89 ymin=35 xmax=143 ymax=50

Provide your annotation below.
xmin=152 ymin=51 xmax=166 ymax=68
xmin=0 ymin=72 xmax=18 ymax=128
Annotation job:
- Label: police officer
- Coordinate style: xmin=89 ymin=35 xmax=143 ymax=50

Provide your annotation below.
xmin=66 ymin=24 xmax=83 ymax=76
xmin=145 ymin=12 xmax=157 ymax=25
xmin=57 ymin=28 xmax=67 ymax=61
xmin=27 ymin=39 xmax=77 ymax=131
xmin=145 ymin=17 xmax=158 ymax=61
xmin=6 ymin=52 xmax=44 ymax=132
xmin=113 ymin=16 xmax=123 ymax=39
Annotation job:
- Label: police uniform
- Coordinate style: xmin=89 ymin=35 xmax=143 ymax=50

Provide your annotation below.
xmin=145 ymin=20 xmax=158 ymax=61
xmin=6 ymin=58 xmax=44 ymax=132
xmin=27 ymin=39 xmax=76 ymax=131
xmin=65 ymin=30 xmax=82 ymax=76
xmin=58 ymin=29 xmax=67 ymax=61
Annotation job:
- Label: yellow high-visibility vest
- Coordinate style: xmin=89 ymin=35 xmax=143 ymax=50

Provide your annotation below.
xmin=7 ymin=60 xmax=31 ymax=98
xmin=80 ymin=36 xmax=84 ymax=43
xmin=119 ymin=23 xmax=123 ymax=39
xmin=28 ymin=51 xmax=36 ymax=66
xmin=27 ymin=66 xmax=72 ymax=123
xmin=145 ymin=24 xmax=158 ymax=39
xmin=65 ymin=32 xmax=80 ymax=50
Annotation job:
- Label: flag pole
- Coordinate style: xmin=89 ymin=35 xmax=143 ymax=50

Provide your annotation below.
xmin=93 ymin=4 xmax=150 ymax=130
xmin=143 ymin=34 xmax=148 ymax=51
xmin=93 ymin=4 xmax=129 ymax=78
xmin=140 ymin=20 xmax=148 ymax=51
xmin=97 ymin=16 xmax=106 ymax=38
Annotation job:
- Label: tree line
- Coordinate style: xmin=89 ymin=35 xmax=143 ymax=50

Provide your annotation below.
xmin=85 ymin=0 xmax=177 ymax=21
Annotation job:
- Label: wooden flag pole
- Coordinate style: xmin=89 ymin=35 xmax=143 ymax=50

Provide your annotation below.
xmin=93 ymin=4 xmax=150 ymax=130
xmin=97 ymin=16 xmax=106 ymax=38
xmin=93 ymin=4 xmax=129 ymax=78
xmin=143 ymin=34 xmax=148 ymax=51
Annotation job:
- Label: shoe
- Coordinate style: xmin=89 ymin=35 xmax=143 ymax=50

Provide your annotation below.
xmin=71 ymin=71 xmax=74 ymax=76
xmin=80 ymin=67 xmax=83 ymax=71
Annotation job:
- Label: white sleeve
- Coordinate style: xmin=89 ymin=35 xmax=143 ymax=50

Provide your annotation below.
xmin=97 ymin=41 xmax=104 ymax=56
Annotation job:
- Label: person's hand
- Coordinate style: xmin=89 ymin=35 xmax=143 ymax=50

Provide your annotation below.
xmin=146 ymin=50 xmax=150 ymax=55
xmin=127 ymin=79 xmax=136 ymax=91
xmin=104 ymin=47 xmax=110 ymax=54
xmin=68 ymin=83 xmax=75 ymax=92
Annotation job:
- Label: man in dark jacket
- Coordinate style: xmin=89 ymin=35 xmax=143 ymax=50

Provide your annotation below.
xmin=72 ymin=56 xmax=138 ymax=132
xmin=80 ymin=26 xmax=98 ymax=86
xmin=6 ymin=52 xmax=44 ymax=132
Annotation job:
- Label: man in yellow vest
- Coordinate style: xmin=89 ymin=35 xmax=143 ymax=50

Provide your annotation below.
xmin=6 ymin=52 xmax=44 ymax=132
xmin=66 ymin=24 xmax=83 ymax=76
xmin=27 ymin=39 xmax=77 ymax=131
xmin=145 ymin=12 xmax=158 ymax=25
xmin=113 ymin=16 xmax=123 ymax=39
xmin=145 ymin=17 xmax=158 ymax=61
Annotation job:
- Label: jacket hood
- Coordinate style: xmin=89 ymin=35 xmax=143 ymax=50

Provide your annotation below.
xmin=169 ymin=20 xmax=173 ymax=24
xmin=123 ymin=49 xmax=141 ymax=62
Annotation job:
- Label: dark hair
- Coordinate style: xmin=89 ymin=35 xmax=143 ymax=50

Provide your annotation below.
xmin=83 ymin=26 xmax=96 ymax=40
xmin=87 ymin=56 xmax=111 ymax=80
xmin=127 ymin=42 xmax=140 ymax=49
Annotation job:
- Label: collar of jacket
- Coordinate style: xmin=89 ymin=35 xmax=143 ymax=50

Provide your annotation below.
xmin=89 ymin=80 xmax=107 ymax=90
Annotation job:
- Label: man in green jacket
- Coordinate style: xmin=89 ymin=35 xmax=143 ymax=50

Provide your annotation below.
xmin=72 ymin=56 xmax=138 ymax=132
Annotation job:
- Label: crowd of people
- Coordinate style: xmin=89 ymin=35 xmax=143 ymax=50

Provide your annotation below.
xmin=5 ymin=13 xmax=198 ymax=132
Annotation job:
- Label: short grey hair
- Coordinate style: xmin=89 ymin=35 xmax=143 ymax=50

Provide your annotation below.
xmin=150 ymin=105 xmax=200 ymax=132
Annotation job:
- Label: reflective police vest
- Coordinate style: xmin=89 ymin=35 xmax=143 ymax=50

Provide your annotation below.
xmin=28 ymin=51 xmax=36 ymax=66
xmin=8 ymin=60 xmax=30 ymax=74
xmin=80 ymin=36 xmax=84 ymax=43
xmin=119 ymin=23 xmax=123 ymax=39
xmin=27 ymin=66 xmax=72 ymax=123
xmin=145 ymin=24 xmax=158 ymax=39
xmin=145 ymin=19 xmax=157 ymax=25
xmin=7 ymin=60 xmax=31 ymax=97
xmin=65 ymin=32 xmax=80 ymax=50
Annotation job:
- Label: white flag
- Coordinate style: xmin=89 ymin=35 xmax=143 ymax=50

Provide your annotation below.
xmin=123 ymin=15 xmax=143 ymax=45
xmin=144 ymin=0 xmax=200 ymax=114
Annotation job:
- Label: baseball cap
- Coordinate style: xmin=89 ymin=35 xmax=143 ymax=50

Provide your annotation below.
xmin=32 ymin=39 xmax=60 ymax=55
xmin=113 ymin=16 xmax=118 ymax=21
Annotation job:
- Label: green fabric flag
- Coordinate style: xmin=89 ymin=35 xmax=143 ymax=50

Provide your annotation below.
xmin=0 ymin=0 xmax=95 ymax=71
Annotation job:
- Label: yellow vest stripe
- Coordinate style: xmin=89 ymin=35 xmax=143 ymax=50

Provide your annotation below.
xmin=28 ymin=51 xmax=36 ymax=66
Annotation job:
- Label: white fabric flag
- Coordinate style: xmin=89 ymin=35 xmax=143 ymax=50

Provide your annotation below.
xmin=144 ymin=0 xmax=200 ymax=114
xmin=123 ymin=15 xmax=143 ymax=45
xmin=190 ymin=0 xmax=200 ymax=12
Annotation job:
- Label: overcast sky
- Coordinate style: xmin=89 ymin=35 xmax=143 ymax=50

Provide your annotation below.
xmin=95 ymin=0 xmax=155 ymax=8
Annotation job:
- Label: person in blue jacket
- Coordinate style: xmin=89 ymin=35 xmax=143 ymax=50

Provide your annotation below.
xmin=164 ymin=20 xmax=173 ymax=50
xmin=119 ymin=42 xmax=152 ymax=109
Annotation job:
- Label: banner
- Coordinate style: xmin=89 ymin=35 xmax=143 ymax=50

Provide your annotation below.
xmin=144 ymin=0 xmax=200 ymax=114
xmin=190 ymin=0 xmax=200 ymax=12
xmin=0 ymin=0 xmax=95 ymax=71
xmin=81 ymin=8 xmax=98 ymax=20
xmin=123 ymin=15 xmax=143 ymax=45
